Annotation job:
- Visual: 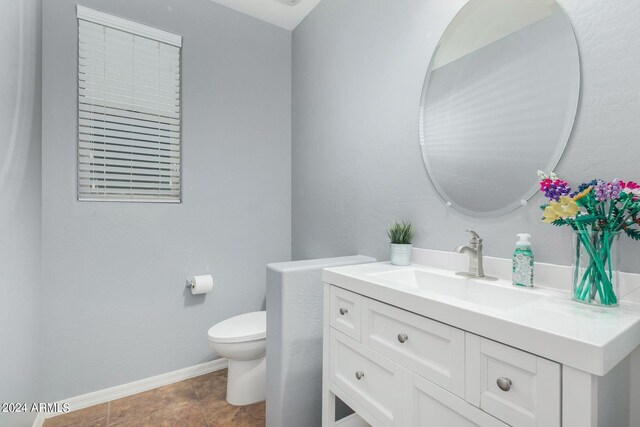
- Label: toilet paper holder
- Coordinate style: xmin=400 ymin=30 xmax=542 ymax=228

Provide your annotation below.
xmin=186 ymin=274 xmax=214 ymax=295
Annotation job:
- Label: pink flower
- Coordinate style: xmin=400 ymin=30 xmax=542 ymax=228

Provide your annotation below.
xmin=624 ymin=181 xmax=639 ymax=190
xmin=540 ymin=178 xmax=553 ymax=191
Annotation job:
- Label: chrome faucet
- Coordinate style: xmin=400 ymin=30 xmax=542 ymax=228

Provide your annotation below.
xmin=455 ymin=230 xmax=484 ymax=278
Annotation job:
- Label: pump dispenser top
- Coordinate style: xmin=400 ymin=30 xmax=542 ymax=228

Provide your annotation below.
xmin=516 ymin=233 xmax=531 ymax=247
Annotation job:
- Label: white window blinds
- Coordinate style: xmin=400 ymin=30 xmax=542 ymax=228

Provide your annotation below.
xmin=77 ymin=6 xmax=182 ymax=202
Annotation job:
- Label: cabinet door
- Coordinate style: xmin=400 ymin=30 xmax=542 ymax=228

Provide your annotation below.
xmin=329 ymin=329 xmax=404 ymax=426
xmin=404 ymin=372 xmax=508 ymax=427
xmin=466 ymin=334 xmax=561 ymax=427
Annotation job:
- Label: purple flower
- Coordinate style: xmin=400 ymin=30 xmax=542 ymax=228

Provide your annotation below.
xmin=543 ymin=180 xmax=571 ymax=201
xmin=608 ymin=179 xmax=622 ymax=200
xmin=594 ymin=180 xmax=608 ymax=201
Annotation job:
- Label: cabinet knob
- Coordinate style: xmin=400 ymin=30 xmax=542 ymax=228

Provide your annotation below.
xmin=397 ymin=333 xmax=408 ymax=343
xmin=355 ymin=371 xmax=365 ymax=380
xmin=496 ymin=377 xmax=512 ymax=392
xmin=339 ymin=307 xmax=349 ymax=316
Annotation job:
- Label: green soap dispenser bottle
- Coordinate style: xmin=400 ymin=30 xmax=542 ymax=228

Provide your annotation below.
xmin=513 ymin=233 xmax=534 ymax=287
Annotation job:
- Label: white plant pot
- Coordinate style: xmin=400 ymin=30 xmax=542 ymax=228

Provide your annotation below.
xmin=390 ymin=244 xmax=413 ymax=266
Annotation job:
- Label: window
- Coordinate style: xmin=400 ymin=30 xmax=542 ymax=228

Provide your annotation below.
xmin=77 ymin=6 xmax=182 ymax=202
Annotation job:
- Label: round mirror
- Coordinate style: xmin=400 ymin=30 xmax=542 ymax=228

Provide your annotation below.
xmin=419 ymin=0 xmax=580 ymax=217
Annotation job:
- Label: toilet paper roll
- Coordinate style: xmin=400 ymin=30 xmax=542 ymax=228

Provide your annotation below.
xmin=188 ymin=275 xmax=214 ymax=295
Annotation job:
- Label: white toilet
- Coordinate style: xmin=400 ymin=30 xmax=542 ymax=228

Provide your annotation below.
xmin=208 ymin=311 xmax=266 ymax=406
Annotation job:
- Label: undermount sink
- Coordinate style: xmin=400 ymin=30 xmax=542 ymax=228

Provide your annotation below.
xmin=367 ymin=268 xmax=544 ymax=310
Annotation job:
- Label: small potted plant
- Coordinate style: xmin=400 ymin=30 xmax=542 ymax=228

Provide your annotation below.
xmin=387 ymin=221 xmax=415 ymax=266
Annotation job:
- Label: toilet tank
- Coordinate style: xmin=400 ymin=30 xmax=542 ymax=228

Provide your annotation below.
xmin=266 ymin=255 xmax=376 ymax=427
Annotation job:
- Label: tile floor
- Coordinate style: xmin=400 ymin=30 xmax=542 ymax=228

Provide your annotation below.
xmin=43 ymin=369 xmax=265 ymax=427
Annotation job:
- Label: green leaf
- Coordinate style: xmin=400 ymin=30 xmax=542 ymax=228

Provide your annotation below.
xmin=575 ymin=214 xmax=596 ymax=224
xmin=624 ymin=227 xmax=640 ymax=241
xmin=387 ymin=221 xmax=415 ymax=244
xmin=611 ymin=203 xmax=620 ymax=219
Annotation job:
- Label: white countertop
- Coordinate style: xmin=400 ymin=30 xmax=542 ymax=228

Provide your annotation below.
xmin=323 ymin=262 xmax=640 ymax=376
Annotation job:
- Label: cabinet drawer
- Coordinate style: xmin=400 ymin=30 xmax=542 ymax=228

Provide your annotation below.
xmin=364 ymin=299 xmax=465 ymax=397
xmin=330 ymin=329 xmax=403 ymax=426
xmin=405 ymin=372 xmax=508 ymax=427
xmin=466 ymin=334 xmax=560 ymax=427
xmin=330 ymin=286 xmax=363 ymax=342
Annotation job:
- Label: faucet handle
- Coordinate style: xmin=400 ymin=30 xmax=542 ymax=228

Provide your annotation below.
xmin=465 ymin=230 xmax=482 ymax=244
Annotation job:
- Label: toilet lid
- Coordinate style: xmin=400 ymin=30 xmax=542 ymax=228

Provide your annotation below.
xmin=208 ymin=311 xmax=266 ymax=344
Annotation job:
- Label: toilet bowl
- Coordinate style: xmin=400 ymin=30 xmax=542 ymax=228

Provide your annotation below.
xmin=208 ymin=311 xmax=266 ymax=406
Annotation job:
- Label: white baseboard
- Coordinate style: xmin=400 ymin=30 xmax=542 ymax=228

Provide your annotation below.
xmin=32 ymin=413 xmax=46 ymax=427
xmin=33 ymin=358 xmax=228 ymax=426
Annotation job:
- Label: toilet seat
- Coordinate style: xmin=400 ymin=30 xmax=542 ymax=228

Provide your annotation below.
xmin=208 ymin=311 xmax=266 ymax=344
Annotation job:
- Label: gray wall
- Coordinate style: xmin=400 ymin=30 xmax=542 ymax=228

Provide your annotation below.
xmin=42 ymin=0 xmax=291 ymax=400
xmin=0 ymin=0 xmax=42 ymax=425
xmin=291 ymin=0 xmax=640 ymax=274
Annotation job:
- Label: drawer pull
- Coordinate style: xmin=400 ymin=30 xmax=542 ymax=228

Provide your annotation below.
xmin=339 ymin=307 xmax=349 ymax=316
xmin=496 ymin=377 xmax=512 ymax=392
xmin=397 ymin=333 xmax=408 ymax=343
xmin=355 ymin=371 xmax=365 ymax=380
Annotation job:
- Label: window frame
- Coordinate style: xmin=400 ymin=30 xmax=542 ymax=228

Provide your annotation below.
xmin=76 ymin=5 xmax=183 ymax=203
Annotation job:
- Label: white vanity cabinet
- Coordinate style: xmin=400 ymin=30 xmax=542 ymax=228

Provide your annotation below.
xmin=322 ymin=262 xmax=640 ymax=427
xmin=323 ymin=285 xmax=562 ymax=427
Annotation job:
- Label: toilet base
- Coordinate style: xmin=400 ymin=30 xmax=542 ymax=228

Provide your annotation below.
xmin=226 ymin=355 xmax=266 ymax=406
